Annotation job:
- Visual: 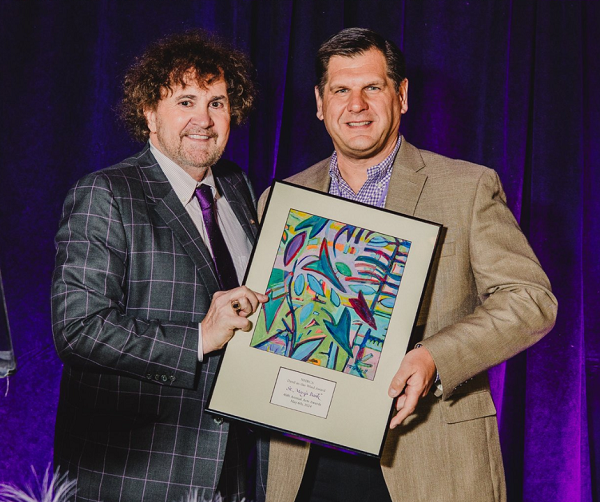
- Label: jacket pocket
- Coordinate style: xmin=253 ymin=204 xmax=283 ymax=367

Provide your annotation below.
xmin=440 ymin=390 xmax=497 ymax=424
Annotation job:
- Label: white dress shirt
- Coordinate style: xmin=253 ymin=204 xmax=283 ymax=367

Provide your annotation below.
xmin=150 ymin=143 xmax=252 ymax=360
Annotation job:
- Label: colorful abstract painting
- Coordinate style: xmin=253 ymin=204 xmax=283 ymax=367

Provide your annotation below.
xmin=250 ymin=209 xmax=412 ymax=380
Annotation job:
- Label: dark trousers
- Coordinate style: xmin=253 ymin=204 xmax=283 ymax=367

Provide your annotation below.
xmin=295 ymin=445 xmax=392 ymax=502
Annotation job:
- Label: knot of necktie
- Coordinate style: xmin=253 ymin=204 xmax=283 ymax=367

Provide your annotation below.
xmin=195 ymin=184 xmax=214 ymax=211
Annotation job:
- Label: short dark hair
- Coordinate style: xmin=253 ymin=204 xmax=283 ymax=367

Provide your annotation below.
xmin=315 ymin=27 xmax=406 ymax=96
xmin=120 ymin=29 xmax=256 ymax=142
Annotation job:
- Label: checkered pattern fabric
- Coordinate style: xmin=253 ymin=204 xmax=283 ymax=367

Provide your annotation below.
xmin=328 ymin=136 xmax=401 ymax=207
xmin=51 ymin=145 xmax=267 ymax=502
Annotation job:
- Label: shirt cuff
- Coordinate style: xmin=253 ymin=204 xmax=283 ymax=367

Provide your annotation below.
xmin=433 ymin=373 xmax=443 ymax=397
xmin=198 ymin=323 xmax=204 ymax=362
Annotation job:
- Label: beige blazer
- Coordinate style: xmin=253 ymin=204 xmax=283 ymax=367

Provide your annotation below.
xmin=257 ymin=137 xmax=557 ymax=502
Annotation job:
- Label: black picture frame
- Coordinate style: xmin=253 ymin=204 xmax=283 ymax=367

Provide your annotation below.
xmin=207 ymin=181 xmax=441 ymax=457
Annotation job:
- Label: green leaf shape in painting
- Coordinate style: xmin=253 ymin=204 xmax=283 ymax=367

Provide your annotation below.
xmin=267 ymin=268 xmax=286 ymax=290
xmin=323 ymin=307 xmax=353 ymax=357
xmin=295 ymin=215 xmax=329 ymax=238
xmin=303 ymin=239 xmax=346 ymax=292
xmin=263 ymin=289 xmax=286 ymax=332
xmin=291 ymin=335 xmax=325 ymax=362
xmin=335 ymin=261 xmax=352 ymax=277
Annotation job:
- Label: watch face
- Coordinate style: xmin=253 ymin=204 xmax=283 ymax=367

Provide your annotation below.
xmin=0 ymin=269 xmax=16 ymax=378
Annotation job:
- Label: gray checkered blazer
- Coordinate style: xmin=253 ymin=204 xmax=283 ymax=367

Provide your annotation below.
xmin=51 ymin=145 xmax=268 ymax=502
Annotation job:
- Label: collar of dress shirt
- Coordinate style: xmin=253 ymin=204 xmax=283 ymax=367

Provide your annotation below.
xmin=328 ymin=135 xmax=402 ymax=190
xmin=149 ymin=141 xmax=220 ymax=205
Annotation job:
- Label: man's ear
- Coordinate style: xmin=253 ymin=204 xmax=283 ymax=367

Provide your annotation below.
xmin=144 ymin=107 xmax=157 ymax=135
xmin=399 ymin=78 xmax=409 ymax=115
xmin=315 ymin=86 xmax=324 ymax=121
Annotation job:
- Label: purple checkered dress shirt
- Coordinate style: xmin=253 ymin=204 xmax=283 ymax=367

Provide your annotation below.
xmin=328 ymin=136 xmax=401 ymax=207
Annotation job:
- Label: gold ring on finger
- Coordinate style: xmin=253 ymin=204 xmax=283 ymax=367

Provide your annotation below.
xmin=231 ymin=299 xmax=242 ymax=314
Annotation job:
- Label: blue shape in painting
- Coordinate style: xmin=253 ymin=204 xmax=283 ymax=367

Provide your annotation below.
xmin=303 ymin=239 xmax=346 ymax=292
xmin=291 ymin=337 xmax=324 ymax=362
xmin=330 ymin=288 xmax=341 ymax=307
xmin=293 ymin=274 xmax=305 ymax=296
xmin=250 ymin=208 xmax=412 ymax=381
xmin=306 ymin=274 xmax=324 ymax=296
xmin=323 ymin=308 xmax=353 ymax=357
xmin=298 ymin=302 xmax=314 ymax=323
xmin=295 ymin=215 xmax=329 ymax=238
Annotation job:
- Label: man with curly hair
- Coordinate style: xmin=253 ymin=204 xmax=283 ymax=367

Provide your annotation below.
xmin=52 ymin=30 xmax=268 ymax=502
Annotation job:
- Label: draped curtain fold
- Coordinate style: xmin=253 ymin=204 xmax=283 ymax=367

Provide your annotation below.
xmin=0 ymin=1 xmax=597 ymax=500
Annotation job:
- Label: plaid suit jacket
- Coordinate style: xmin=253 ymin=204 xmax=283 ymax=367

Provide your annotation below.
xmin=52 ymin=145 xmax=268 ymax=502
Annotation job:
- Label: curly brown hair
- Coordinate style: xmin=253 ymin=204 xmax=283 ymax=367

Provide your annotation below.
xmin=120 ymin=29 xmax=256 ymax=142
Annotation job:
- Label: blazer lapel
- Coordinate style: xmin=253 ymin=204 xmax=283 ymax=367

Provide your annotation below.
xmin=300 ymin=158 xmax=331 ymax=192
xmin=214 ymin=166 xmax=258 ymax=244
xmin=384 ymin=137 xmax=428 ymax=216
xmin=138 ymin=147 xmax=221 ymax=292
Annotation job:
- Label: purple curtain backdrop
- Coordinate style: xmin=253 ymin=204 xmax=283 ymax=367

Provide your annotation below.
xmin=0 ymin=1 xmax=597 ymax=500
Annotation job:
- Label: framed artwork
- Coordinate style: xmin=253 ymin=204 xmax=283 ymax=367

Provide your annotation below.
xmin=207 ymin=181 xmax=441 ymax=456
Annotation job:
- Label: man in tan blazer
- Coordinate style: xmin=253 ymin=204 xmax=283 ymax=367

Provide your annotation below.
xmin=257 ymin=28 xmax=557 ymax=502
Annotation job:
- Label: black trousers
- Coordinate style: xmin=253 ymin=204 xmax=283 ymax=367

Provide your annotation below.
xmin=295 ymin=445 xmax=393 ymax=502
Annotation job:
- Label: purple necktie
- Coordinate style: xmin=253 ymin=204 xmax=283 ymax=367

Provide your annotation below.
xmin=195 ymin=184 xmax=239 ymax=290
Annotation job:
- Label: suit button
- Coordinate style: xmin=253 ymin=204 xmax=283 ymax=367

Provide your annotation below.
xmin=161 ymin=375 xmax=168 ymax=382
xmin=146 ymin=374 xmax=152 ymax=380
xmin=214 ymin=417 xmax=224 ymax=425
xmin=155 ymin=374 xmax=160 ymax=381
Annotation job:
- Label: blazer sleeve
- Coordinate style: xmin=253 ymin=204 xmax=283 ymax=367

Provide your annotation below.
xmin=51 ymin=173 xmax=200 ymax=389
xmin=420 ymin=168 xmax=558 ymax=399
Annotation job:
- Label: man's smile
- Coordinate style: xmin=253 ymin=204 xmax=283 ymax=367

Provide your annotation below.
xmin=185 ymin=134 xmax=211 ymax=140
xmin=182 ymin=129 xmax=217 ymax=141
